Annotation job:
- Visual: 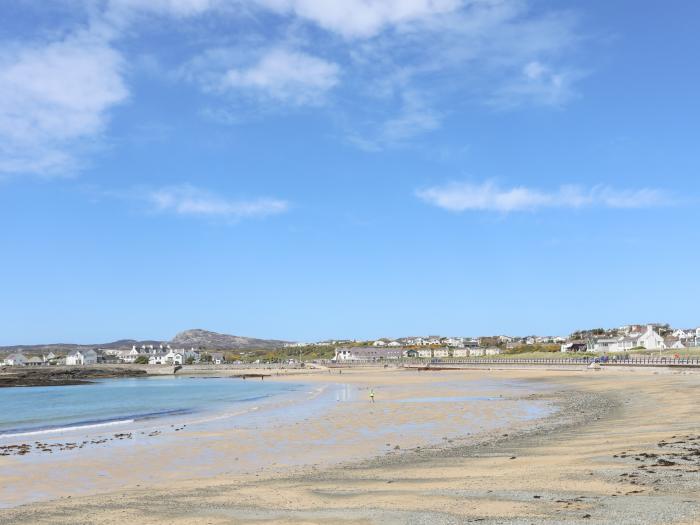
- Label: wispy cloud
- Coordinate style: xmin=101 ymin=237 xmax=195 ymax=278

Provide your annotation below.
xmin=0 ymin=28 xmax=128 ymax=176
xmin=416 ymin=180 xmax=672 ymax=213
xmin=348 ymin=91 xmax=441 ymax=150
xmin=220 ymin=48 xmax=340 ymax=105
xmin=1 ymin=0 xmax=589 ymax=175
xmin=255 ymin=0 xmax=463 ymax=39
xmin=488 ymin=61 xmax=584 ymax=109
xmin=147 ymin=185 xmax=290 ymax=219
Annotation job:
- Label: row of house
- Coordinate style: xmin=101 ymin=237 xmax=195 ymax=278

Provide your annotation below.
xmin=332 ymin=346 xmax=501 ymax=361
xmin=1 ymin=350 xmax=97 ymax=366
xmin=2 ymin=348 xmax=226 ymax=367
xmin=561 ymin=325 xmax=700 ymax=353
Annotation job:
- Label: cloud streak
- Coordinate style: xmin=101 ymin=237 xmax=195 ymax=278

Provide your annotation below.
xmin=416 ymin=181 xmax=672 ymax=213
xmin=148 ymin=185 xmax=290 ymax=219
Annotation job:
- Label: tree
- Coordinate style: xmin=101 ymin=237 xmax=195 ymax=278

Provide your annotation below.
xmin=134 ymin=355 xmax=149 ymax=365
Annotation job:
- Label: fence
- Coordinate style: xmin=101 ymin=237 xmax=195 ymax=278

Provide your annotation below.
xmin=324 ymin=357 xmax=700 ymax=368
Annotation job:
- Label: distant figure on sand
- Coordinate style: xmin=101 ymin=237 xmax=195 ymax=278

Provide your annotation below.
xmin=369 ymin=388 xmax=375 ymax=403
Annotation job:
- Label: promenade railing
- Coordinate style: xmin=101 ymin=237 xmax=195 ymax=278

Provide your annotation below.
xmin=324 ymin=356 xmax=700 ymax=367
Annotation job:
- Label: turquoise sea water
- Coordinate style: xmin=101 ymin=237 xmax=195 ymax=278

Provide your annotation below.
xmin=0 ymin=376 xmax=301 ymax=437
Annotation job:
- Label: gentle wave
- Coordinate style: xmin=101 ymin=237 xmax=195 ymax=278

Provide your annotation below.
xmin=0 ymin=408 xmax=193 ymax=438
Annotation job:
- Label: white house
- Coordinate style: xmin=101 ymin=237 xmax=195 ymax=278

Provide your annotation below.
xmin=417 ymin=348 xmax=433 ymax=358
xmin=3 ymin=353 xmax=28 ymax=366
xmin=452 ymin=348 xmax=469 ymax=357
xmin=148 ymin=352 xmax=169 ymax=365
xmin=636 ymin=325 xmax=665 ymax=350
xmin=66 ymin=349 xmax=98 ymax=366
xmin=469 ymin=348 xmax=485 ymax=357
xmin=484 ymin=347 xmax=502 ymax=356
xmin=591 ymin=338 xmax=620 ymax=352
xmin=668 ymin=339 xmax=686 ymax=350
xmin=432 ymin=348 xmax=449 ymax=358
xmin=672 ymin=329 xmax=691 ymax=340
xmin=592 ymin=325 xmax=665 ymax=352
xmin=387 ymin=341 xmax=401 ymax=347
xmin=372 ymin=340 xmax=387 ymax=347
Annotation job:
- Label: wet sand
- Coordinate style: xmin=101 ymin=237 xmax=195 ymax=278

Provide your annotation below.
xmin=2 ymin=367 xmax=700 ymax=524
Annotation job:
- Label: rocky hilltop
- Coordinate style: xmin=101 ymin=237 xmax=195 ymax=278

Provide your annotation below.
xmin=170 ymin=329 xmax=287 ymax=350
xmin=0 ymin=329 xmax=290 ymax=354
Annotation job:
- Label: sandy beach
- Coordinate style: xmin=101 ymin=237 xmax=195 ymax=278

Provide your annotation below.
xmin=2 ymin=366 xmax=700 ymax=524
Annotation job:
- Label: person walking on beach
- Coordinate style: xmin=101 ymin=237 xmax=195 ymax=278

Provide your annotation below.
xmin=369 ymin=388 xmax=375 ymax=403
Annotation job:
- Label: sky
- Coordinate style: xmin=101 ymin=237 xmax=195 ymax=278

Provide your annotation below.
xmin=1 ymin=1 xmax=699 ymax=345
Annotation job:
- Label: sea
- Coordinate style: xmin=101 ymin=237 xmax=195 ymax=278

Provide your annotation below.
xmin=0 ymin=376 xmax=302 ymax=438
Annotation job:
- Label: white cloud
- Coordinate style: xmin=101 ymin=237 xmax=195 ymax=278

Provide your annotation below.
xmin=0 ymin=29 xmax=128 ymax=176
xmin=148 ymin=184 xmax=289 ymax=219
xmin=256 ymin=0 xmax=462 ymax=38
xmin=416 ymin=181 xmax=671 ymax=213
xmin=220 ymin=48 xmax=340 ymax=105
xmin=348 ymin=90 xmax=440 ymax=150
xmin=489 ymin=61 xmax=583 ymax=109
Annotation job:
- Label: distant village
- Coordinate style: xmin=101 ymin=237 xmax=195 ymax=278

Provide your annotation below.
xmin=2 ymin=323 xmax=699 ymax=366
xmin=1 ymin=345 xmax=225 ymax=367
xmin=289 ymin=323 xmax=700 ymax=362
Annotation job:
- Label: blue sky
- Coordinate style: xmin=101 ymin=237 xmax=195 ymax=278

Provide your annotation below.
xmin=1 ymin=1 xmax=699 ymax=344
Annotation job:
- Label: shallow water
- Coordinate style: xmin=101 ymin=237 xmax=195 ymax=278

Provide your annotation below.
xmin=0 ymin=374 xmax=555 ymax=508
xmin=0 ymin=376 xmax=301 ymax=437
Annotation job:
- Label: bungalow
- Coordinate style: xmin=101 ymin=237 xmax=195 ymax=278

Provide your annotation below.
xmin=403 ymin=349 xmax=419 ymax=358
xmin=590 ymin=338 xmax=620 ymax=353
xmin=372 ymin=340 xmax=387 ymax=347
xmin=417 ymin=348 xmax=433 ymax=358
xmin=469 ymin=348 xmax=485 ymax=357
xmin=432 ymin=348 xmax=449 ymax=358
xmin=387 ymin=341 xmax=401 ymax=347
xmin=65 ymin=349 xmax=98 ymax=366
xmin=452 ymin=348 xmax=470 ymax=357
xmin=3 ymin=353 xmax=28 ymax=366
xmin=484 ymin=347 xmax=502 ymax=356
xmin=210 ymin=352 xmax=225 ymax=364
xmin=26 ymin=356 xmax=44 ymax=366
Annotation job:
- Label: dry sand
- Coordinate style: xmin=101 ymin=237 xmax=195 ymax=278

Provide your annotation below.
xmin=2 ymin=367 xmax=700 ymax=524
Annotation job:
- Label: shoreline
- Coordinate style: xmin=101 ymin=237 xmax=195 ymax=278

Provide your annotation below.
xmin=0 ymin=370 xmax=551 ymax=510
xmin=3 ymin=368 xmax=700 ymax=523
